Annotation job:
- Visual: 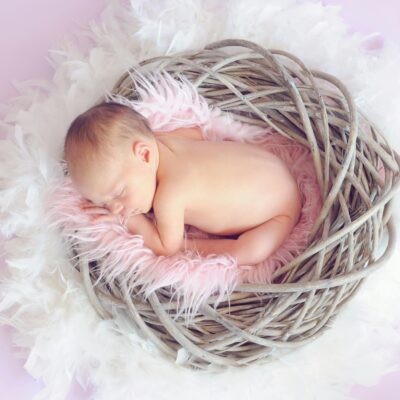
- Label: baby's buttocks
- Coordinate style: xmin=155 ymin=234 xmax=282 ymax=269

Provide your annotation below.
xmin=160 ymin=136 xmax=302 ymax=236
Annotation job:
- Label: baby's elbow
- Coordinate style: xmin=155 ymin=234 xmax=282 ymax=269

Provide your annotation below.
xmin=158 ymin=246 xmax=178 ymax=257
xmin=158 ymin=241 xmax=183 ymax=257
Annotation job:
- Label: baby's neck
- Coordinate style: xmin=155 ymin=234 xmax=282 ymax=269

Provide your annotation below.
xmin=155 ymin=136 xmax=180 ymax=183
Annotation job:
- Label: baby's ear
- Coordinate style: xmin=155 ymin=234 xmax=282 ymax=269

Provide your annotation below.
xmin=132 ymin=141 xmax=151 ymax=163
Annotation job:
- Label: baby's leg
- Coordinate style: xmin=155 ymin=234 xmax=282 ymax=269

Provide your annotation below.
xmin=233 ymin=215 xmax=295 ymax=265
xmin=182 ymin=236 xmax=240 ymax=259
xmin=182 ymin=215 xmax=295 ymax=265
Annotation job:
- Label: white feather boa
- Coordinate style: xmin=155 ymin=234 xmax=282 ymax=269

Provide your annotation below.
xmin=1 ymin=0 xmax=400 ymax=399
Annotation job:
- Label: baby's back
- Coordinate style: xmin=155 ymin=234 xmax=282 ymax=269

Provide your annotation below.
xmin=157 ymin=134 xmax=302 ymax=236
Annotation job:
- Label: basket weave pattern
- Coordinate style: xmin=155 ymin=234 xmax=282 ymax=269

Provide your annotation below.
xmin=77 ymin=39 xmax=400 ymax=370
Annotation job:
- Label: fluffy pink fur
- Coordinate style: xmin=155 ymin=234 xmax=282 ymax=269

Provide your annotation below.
xmin=48 ymin=70 xmax=322 ymax=321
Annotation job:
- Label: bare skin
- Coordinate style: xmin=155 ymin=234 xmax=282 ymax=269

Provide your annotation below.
xmin=73 ymin=126 xmax=302 ymax=266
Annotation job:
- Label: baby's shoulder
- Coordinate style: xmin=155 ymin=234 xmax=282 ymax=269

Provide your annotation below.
xmin=154 ymin=127 xmax=203 ymax=141
xmin=153 ymin=176 xmax=188 ymax=212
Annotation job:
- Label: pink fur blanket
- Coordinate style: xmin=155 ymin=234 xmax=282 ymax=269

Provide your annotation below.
xmin=49 ymin=70 xmax=322 ymax=318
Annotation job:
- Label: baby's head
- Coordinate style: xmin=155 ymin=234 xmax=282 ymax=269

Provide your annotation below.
xmin=64 ymin=102 xmax=159 ymax=216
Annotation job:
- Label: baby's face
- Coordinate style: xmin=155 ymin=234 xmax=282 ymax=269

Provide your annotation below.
xmin=70 ymin=140 xmax=158 ymax=218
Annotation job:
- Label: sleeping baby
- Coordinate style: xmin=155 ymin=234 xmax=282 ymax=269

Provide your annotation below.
xmin=64 ymin=102 xmax=302 ymax=266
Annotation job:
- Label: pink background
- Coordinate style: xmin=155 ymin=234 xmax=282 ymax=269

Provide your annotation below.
xmin=0 ymin=0 xmax=399 ymax=398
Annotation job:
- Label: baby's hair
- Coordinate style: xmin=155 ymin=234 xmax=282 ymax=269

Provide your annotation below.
xmin=64 ymin=102 xmax=153 ymax=165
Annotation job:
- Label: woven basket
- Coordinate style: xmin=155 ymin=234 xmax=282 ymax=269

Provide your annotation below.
xmin=77 ymin=39 xmax=400 ymax=370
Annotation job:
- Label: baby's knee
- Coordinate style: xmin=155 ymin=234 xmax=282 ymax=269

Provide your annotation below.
xmin=231 ymin=239 xmax=267 ymax=265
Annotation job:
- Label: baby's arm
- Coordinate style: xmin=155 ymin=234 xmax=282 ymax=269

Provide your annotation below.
xmin=80 ymin=199 xmax=166 ymax=255
xmin=128 ymin=183 xmax=185 ymax=256
xmin=126 ymin=214 xmax=166 ymax=255
xmin=152 ymin=183 xmax=186 ymax=256
xmin=80 ymin=191 xmax=185 ymax=256
xmin=127 ymin=202 xmax=185 ymax=256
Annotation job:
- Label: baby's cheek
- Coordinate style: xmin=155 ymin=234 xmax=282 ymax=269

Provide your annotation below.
xmin=124 ymin=195 xmax=136 ymax=209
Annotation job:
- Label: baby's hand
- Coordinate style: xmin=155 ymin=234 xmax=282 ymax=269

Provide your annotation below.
xmin=80 ymin=199 xmax=120 ymax=224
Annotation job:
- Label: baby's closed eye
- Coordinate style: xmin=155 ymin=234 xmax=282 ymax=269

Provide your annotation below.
xmin=118 ymin=188 xmax=126 ymax=198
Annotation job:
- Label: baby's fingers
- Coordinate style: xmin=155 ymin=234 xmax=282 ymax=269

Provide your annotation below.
xmin=88 ymin=208 xmax=110 ymax=215
xmin=80 ymin=199 xmax=95 ymax=208
xmin=82 ymin=205 xmax=110 ymax=214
